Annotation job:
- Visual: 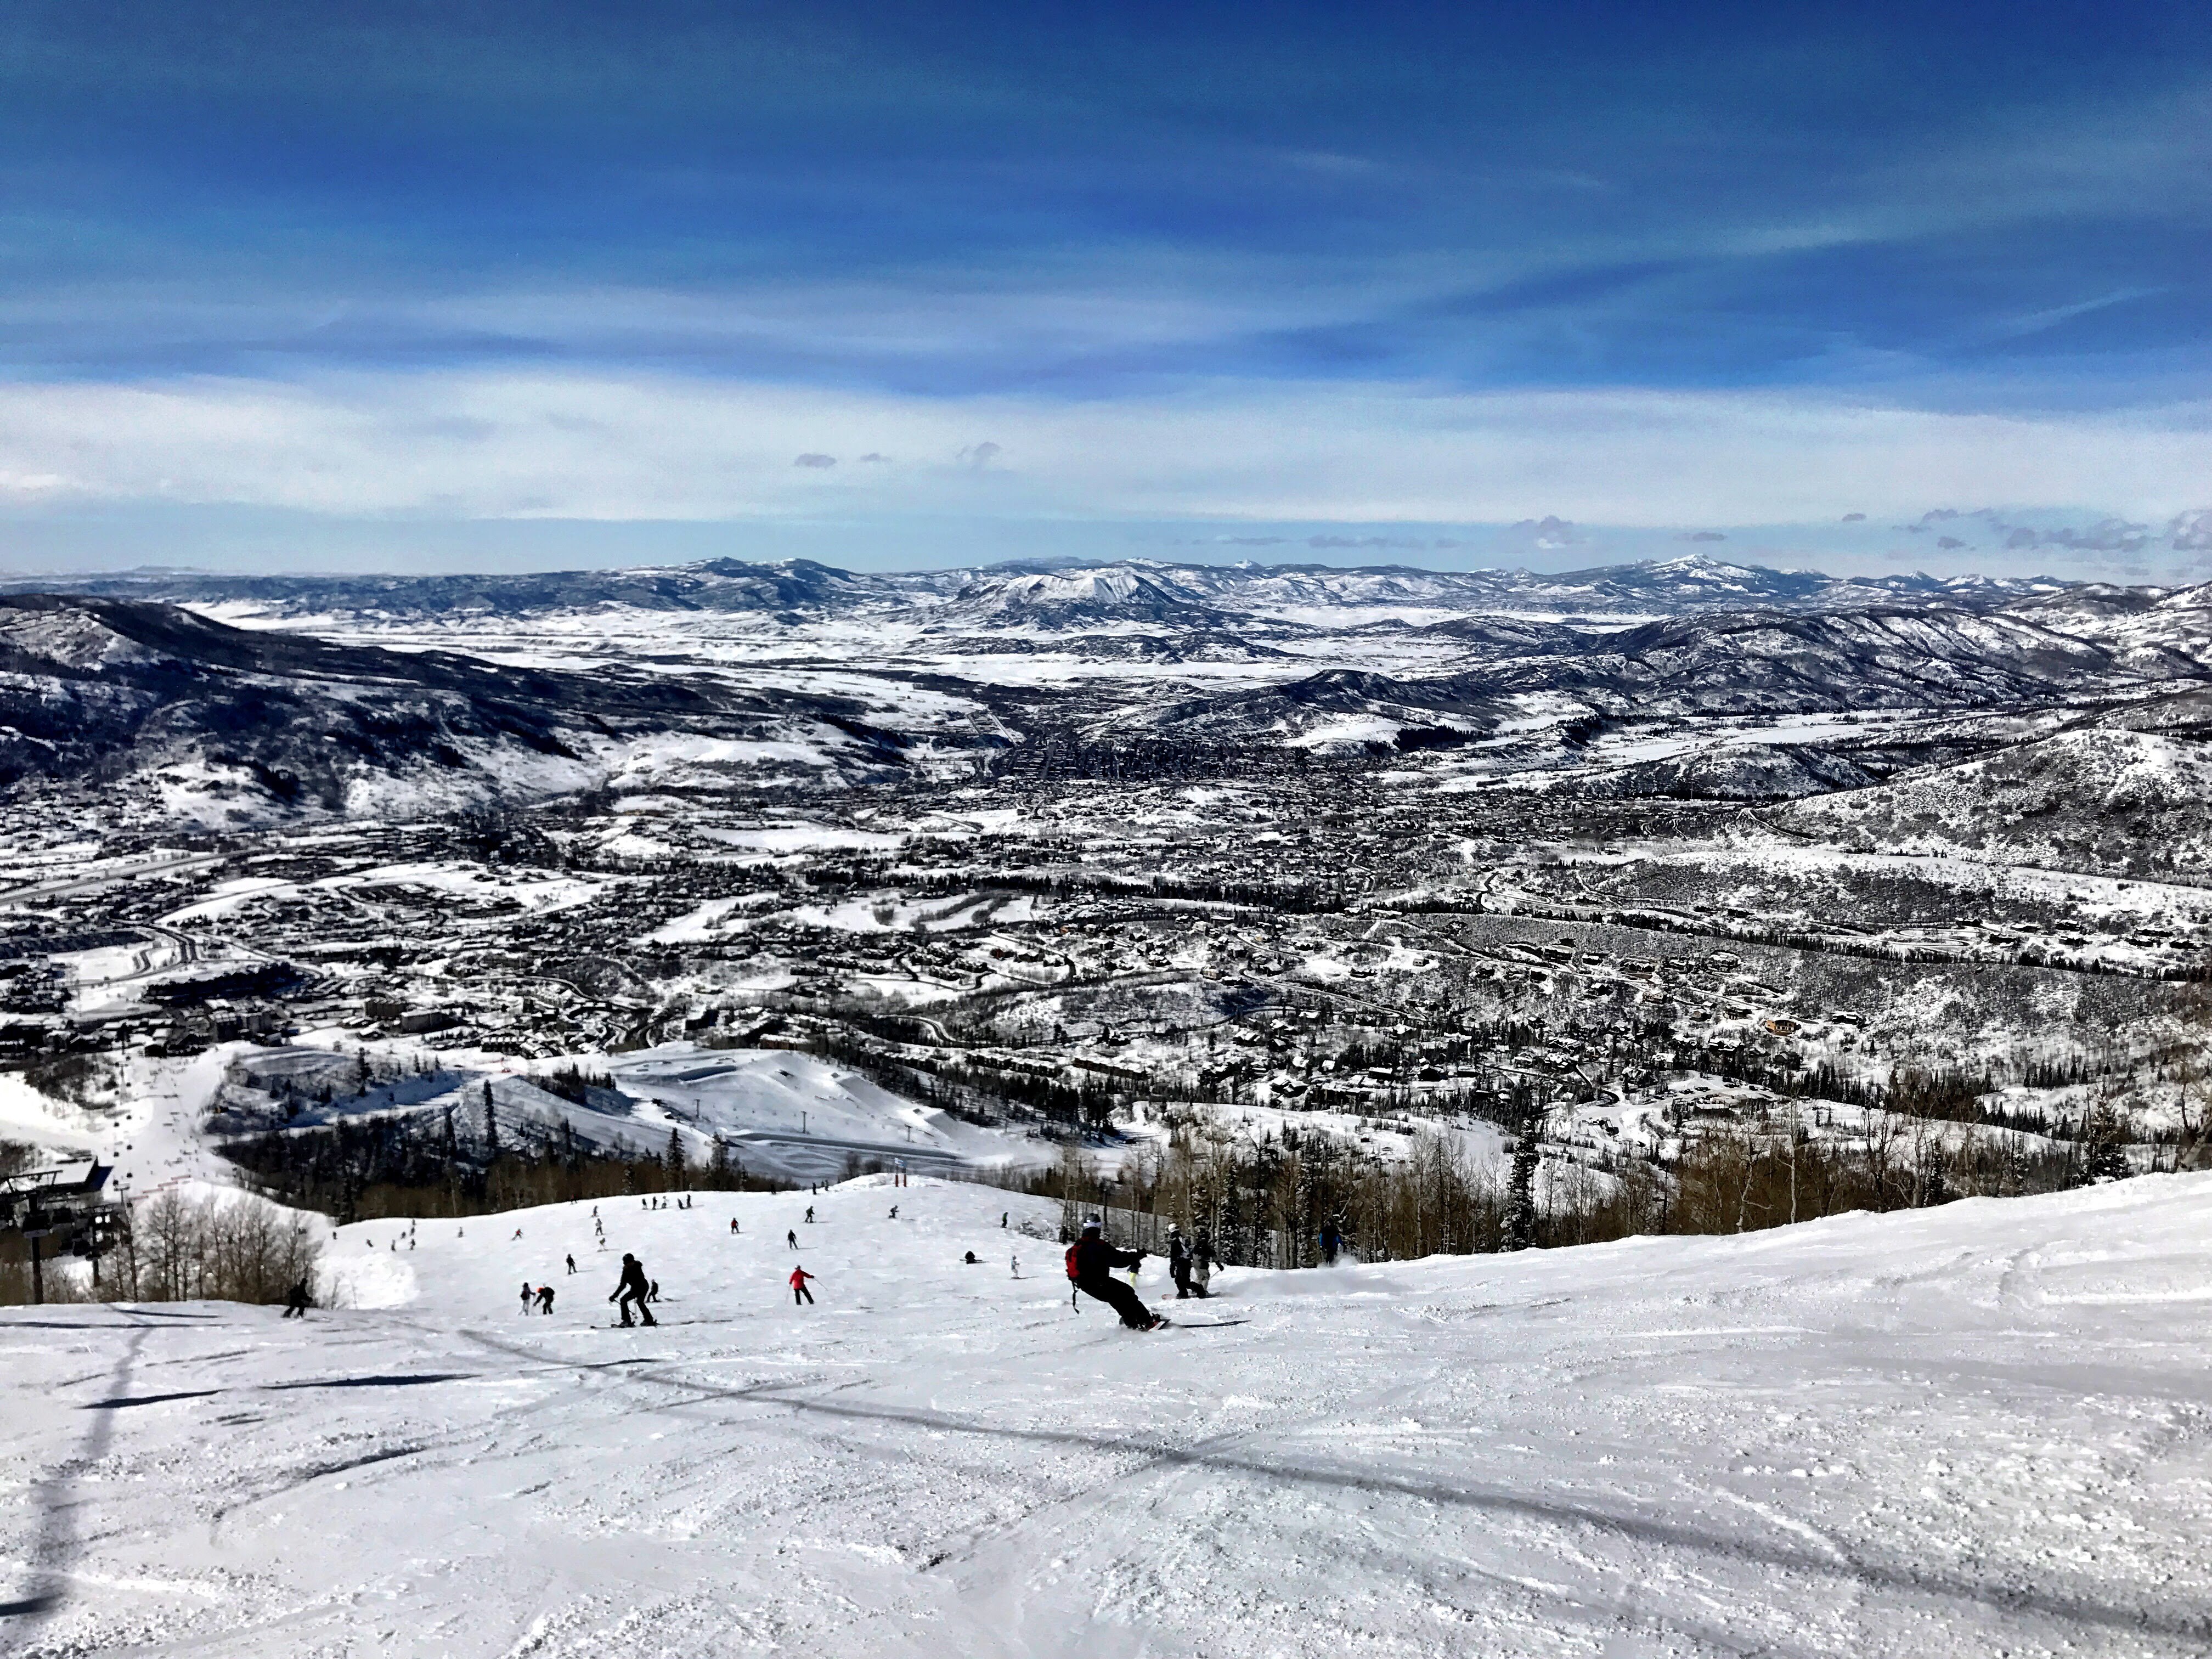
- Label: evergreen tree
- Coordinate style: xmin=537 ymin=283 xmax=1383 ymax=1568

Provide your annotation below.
xmin=483 ymin=1082 xmax=498 ymax=1160
xmin=665 ymin=1127 xmax=687 ymax=1186
xmin=2078 ymin=1101 xmax=2132 ymax=1184
xmin=1502 ymin=1132 xmax=1540 ymax=1252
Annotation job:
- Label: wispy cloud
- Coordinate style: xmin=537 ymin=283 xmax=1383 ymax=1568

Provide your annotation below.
xmin=0 ymin=8 xmax=2204 ymax=570
xmin=3 ymin=374 xmax=2207 ymax=539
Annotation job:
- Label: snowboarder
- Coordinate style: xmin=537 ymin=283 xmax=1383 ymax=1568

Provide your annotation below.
xmin=1167 ymin=1224 xmax=1195 ymax=1299
xmin=805 ymin=1205 xmax=814 ymax=1223
xmin=1065 ymin=1218 xmax=1160 ymax=1329
xmin=1319 ymin=1219 xmax=1341 ymax=1266
xmin=521 ymin=1280 xmax=535 ymax=1314
xmin=610 ymin=1253 xmax=657 ymax=1327
xmin=1011 ymin=1254 xmax=1021 ymax=1278
xmin=731 ymin=1217 xmax=740 ymax=1234
xmin=790 ymin=1265 xmax=816 ymax=1305
xmin=787 ymin=1229 xmax=798 ymax=1249
xmin=1192 ymin=1233 xmax=1213 ymax=1297
xmin=962 ymin=1250 xmax=980 ymax=1265
xmin=535 ymin=1284 xmax=555 ymax=1315
xmin=1001 ymin=1212 xmax=1008 ymax=1228
xmin=648 ymin=1279 xmax=661 ymax=1303
xmin=281 ymin=1279 xmax=312 ymax=1319
xmin=566 ymin=1254 xmax=577 ymax=1275
xmin=889 ymin=1205 xmax=899 ymax=1220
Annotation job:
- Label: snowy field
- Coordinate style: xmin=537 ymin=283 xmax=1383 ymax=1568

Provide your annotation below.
xmin=7 ymin=1176 xmax=2212 ymax=1657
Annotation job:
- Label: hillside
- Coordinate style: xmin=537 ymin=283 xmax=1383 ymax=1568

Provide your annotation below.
xmin=6 ymin=1173 xmax=2211 ymax=1656
xmin=1771 ymin=727 xmax=2212 ymax=879
xmin=0 ymin=595 xmax=920 ymax=826
xmin=0 ymin=1040 xmax=1051 ymax=1198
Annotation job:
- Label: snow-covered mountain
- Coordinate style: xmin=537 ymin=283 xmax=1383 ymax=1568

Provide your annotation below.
xmin=0 ymin=595 xmax=923 ymax=826
xmin=2 ymin=552 xmax=2207 ymax=830
xmin=5 ymin=551 xmax=2069 ymax=630
xmin=1770 ymin=725 xmax=2212 ymax=879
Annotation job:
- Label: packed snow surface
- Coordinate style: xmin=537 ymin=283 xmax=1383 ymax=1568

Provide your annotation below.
xmin=7 ymin=1176 xmax=2212 ymax=1656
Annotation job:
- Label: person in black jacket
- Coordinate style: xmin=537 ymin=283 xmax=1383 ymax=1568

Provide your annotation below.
xmin=1167 ymin=1224 xmax=1204 ymax=1299
xmin=610 ymin=1252 xmax=657 ymax=1327
xmin=1068 ymin=1218 xmax=1160 ymax=1329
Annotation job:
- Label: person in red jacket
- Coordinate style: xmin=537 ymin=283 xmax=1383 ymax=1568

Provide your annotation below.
xmin=789 ymin=1265 xmax=816 ymax=1306
xmin=1065 ymin=1217 xmax=1161 ymax=1329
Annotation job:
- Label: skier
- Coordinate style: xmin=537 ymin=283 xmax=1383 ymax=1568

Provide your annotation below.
xmin=512 ymin=1227 xmax=523 ymax=1240
xmin=1167 ymin=1224 xmax=1196 ymax=1300
xmin=787 ymin=1229 xmax=798 ymax=1249
xmin=1001 ymin=1212 xmax=1008 ymax=1228
xmin=1011 ymin=1254 xmax=1021 ymax=1278
xmin=648 ymin=1279 xmax=661 ymax=1303
xmin=521 ymin=1280 xmax=535 ymax=1315
xmin=1065 ymin=1218 xmax=1160 ymax=1330
xmin=1319 ymin=1219 xmax=1341 ymax=1266
xmin=1192 ymin=1233 xmax=1214 ymax=1297
xmin=566 ymin=1254 xmax=577 ymax=1275
xmin=790 ymin=1265 xmax=816 ymax=1305
xmin=610 ymin=1253 xmax=657 ymax=1327
xmin=805 ymin=1205 xmax=814 ymax=1224
xmin=730 ymin=1217 xmax=740 ymax=1234
xmin=962 ymin=1250 xmax=980 ymax=1265
xmin=535 ymin=1284 xmax=555 ymax=1316
xmin=889 ymin=1205 xmax=898 ymax=1220
xmin=281 ymin=1279 xmax=312 ymax=1319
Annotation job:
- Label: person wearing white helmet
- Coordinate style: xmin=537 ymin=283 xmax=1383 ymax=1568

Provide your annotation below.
xmin=1064 ymin=1217 xmax=1160 ymax=1329
xmin=1167 ymin=1223 xmax=1206 ymax=1299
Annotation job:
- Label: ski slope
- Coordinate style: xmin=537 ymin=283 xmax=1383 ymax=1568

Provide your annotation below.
xmin=607 ymin=1046 xmax=1046 ymax=1182
xmin=6 ymin=1175 xmax=2212 ymax=1657
xmin=0 ymin=1042 xmax=1053 ymax=1209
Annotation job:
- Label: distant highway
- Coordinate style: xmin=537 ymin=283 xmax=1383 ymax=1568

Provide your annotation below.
xmin=0 ymin=852 xmax=226 ymax=906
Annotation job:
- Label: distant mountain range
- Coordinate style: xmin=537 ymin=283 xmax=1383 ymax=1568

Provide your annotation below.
xmin=3 ymin=555 xmax=2210 ymax=856
xmin=0 ymin=552 xmax=2073 ymax=627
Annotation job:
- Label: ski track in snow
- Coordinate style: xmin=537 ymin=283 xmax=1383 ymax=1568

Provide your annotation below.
xmin=5 ymin=1175 xmax=2212 ymax=1657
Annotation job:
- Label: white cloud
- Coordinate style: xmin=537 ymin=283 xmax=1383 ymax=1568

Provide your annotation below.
xmin=0 ymin=370 xmax=2208 ymax=544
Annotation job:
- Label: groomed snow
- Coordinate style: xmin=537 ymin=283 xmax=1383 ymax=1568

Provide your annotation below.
xmin=7 ymin=1175 xmax=2212 ymax=1656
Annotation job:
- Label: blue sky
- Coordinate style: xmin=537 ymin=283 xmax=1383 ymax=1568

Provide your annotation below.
xmin=2 ymin=1 xmax=2208 ymax=575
